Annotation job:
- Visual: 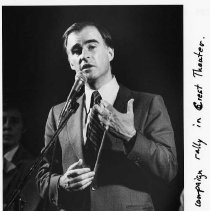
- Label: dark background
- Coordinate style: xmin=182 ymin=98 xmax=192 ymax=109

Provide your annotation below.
xmin=3 ymin=5 xmax=183 ymax=211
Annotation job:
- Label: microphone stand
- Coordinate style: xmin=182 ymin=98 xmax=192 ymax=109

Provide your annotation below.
xmin=4 ymin=101 xmax=79 ymax=211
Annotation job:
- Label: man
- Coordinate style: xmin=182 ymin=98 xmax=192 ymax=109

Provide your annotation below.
xmin=36 ymin=22 xmax=178 ymax=211
xmin=3 ymin=98 xmax=41 ymax=211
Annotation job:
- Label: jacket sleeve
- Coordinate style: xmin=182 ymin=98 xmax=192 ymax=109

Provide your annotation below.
xmin=36 ymin=107 xmax=67 ymax=208
xmin=126 ymin=95 xmax=178 ymax=182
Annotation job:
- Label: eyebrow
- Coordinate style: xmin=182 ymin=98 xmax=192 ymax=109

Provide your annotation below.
xmin=71 ymin=39 xmax=99 ymax=52
xmin=84 ymin=39 xmax=99 ymax=45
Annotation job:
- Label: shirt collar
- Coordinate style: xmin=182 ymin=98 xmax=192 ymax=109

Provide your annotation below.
xmin=85 ymin=76 xmax=119 ymax=112
xmin=4 ymin=145 xmax=19 ymax=162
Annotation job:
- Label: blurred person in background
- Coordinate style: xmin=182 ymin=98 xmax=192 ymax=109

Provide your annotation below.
xmin=3 ymin=96 xmax=41 ymax=211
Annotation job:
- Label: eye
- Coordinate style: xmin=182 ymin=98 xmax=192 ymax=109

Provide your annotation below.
xmin=11 ymin=117 xmax=21 ymax=125
xmin=72 ymin=48 xmax=82 ymax=55
xmin=88 ymin=44 xmax=96 ymax=50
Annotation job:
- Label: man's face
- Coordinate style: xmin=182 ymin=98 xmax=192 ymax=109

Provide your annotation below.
xmin=66 ymin=26 xmax=114 ymax=87
xmin=3 ymin=109 xmax=24 ymax=149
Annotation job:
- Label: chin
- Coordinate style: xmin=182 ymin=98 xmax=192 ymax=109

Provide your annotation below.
xmin=86 ymin=76 xmax=95 ymax=84
xmin=85 ymin=72 xmax=97 ymax=81
xmin=3 ymin=141 xmax=14 ymax=146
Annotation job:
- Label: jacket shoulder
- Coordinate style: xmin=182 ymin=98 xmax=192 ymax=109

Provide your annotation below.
xmin=117 ymin=85 xmax=163 ymax=111
xmin=132 ymin=91 xmax=159 ymax=99
xmin=51 ymin=93 xmax=84 ymax=115
xmin=52 ymin=102 xmax=65 ymax=113
xmin=128 ymin=87 xmax=162 ymax=105
xmin=119 ymin=84 xmax=160 ymax=100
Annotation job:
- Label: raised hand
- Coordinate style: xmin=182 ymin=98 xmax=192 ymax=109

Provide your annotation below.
xmin=94 ymin=99 xmax=136 ymax=141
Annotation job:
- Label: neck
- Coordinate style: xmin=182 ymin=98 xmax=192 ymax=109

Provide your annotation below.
xmin=87 ymin=72 xmax=113 ymax=90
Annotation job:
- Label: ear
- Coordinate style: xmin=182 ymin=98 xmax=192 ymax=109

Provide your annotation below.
xmin=68 ymin=57 xmax=76 ymax=71
xmin=107 ymin=47 xmax=114 ymax=62
xmin=70 ymin=62 xmax=75 ymax=70
xmin=22 ymin=127 xmax=27 ymax=134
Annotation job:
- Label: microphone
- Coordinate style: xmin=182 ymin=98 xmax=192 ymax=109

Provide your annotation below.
xmin=66 ymin=72 xmax=87 ymax=103
xmin=59 ymin=72 xmax=87 ymax=122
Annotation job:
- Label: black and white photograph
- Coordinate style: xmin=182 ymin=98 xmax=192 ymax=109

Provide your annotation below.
xmin=1 ymin=2 xmax=209 ymax=211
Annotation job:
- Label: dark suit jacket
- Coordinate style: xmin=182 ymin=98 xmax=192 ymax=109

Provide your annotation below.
xmin=36 ymin=85 xmax=178 ymax=211
xmin=3 ymin=145 xmax=41 ymax=211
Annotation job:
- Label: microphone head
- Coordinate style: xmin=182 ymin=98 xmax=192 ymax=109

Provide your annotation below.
xmin=75 ymin=72 xmax=87 ymax=84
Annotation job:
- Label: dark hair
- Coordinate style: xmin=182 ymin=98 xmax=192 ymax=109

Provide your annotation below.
xmin=63 ymin=22 xmax=114 ymax=52
xmin=3 ymin=98 xmax=22 ymax=112
xmin=3 ymin=95 xmax=25 ymax=124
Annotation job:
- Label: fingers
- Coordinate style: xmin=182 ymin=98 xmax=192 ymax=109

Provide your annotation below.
xmin=60 ymin=165 xmax=95 ymax=192
xmin=92 ymin=104 xmax=108 ymax=115
xmin=72 ymin=180 xmax=92 ymax=191
xmin=93 ymin=99 xmax=134 ymax=130
xmin=77 ymin=181 xmax=92 ymax=191
xmin=100 ymin=100 xmax=115 ymax=113
xmin=127 ymin=99 xmax=134 ymax=114
xmin=98 ymin=115 xmax=111 ymax=128
xmin=67 ymin=159 xmax=83 ymax=171
xmin=66 ymin=171 xmax=95 ymax=191
xmin=69 ymin=174 xmax=94 ymax=190
xmin=96 ymin=99 xmax=134 ymax=115
xmin=93 ymin=103 xmax=112 ymax=127
xmin=67 ymin=168 xmax=94 ymax=178
xmin=69 ymin=171 xmax=94 ymax=184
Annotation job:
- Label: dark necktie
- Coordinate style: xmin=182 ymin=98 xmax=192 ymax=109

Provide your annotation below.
xmin=84 ymin=91 xmax=104 ymax=169
xmin=90 ymin=90 xmax=102 ymax=108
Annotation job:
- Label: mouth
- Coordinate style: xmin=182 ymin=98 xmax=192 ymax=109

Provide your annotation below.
xmin=81 ymin=64 xmax=94 ymax=72
xmin=3 ymin=134 xmax=13 ymax=140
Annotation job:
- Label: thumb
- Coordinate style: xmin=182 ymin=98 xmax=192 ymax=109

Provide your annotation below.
xmin=127 ymin=99 xmax=134 ymax=114
xmin=68 ymin=159 xmax=83 ymax=171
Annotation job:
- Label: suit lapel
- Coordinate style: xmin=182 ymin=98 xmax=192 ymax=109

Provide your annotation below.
xmin=66 ymin=95 xmax=85 ymax=161
xmin=114 ymin=85 xmax=132 ymax=113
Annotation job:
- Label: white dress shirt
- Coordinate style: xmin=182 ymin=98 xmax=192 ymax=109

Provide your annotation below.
xmin=4 ymin=145 xmax=19 ymax=172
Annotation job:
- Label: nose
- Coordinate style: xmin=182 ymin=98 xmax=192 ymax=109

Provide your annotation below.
xmin=79 ymin=47 xmax=90 ymax=63
xmin=3 ymin=118 xmax=12 ymax=130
